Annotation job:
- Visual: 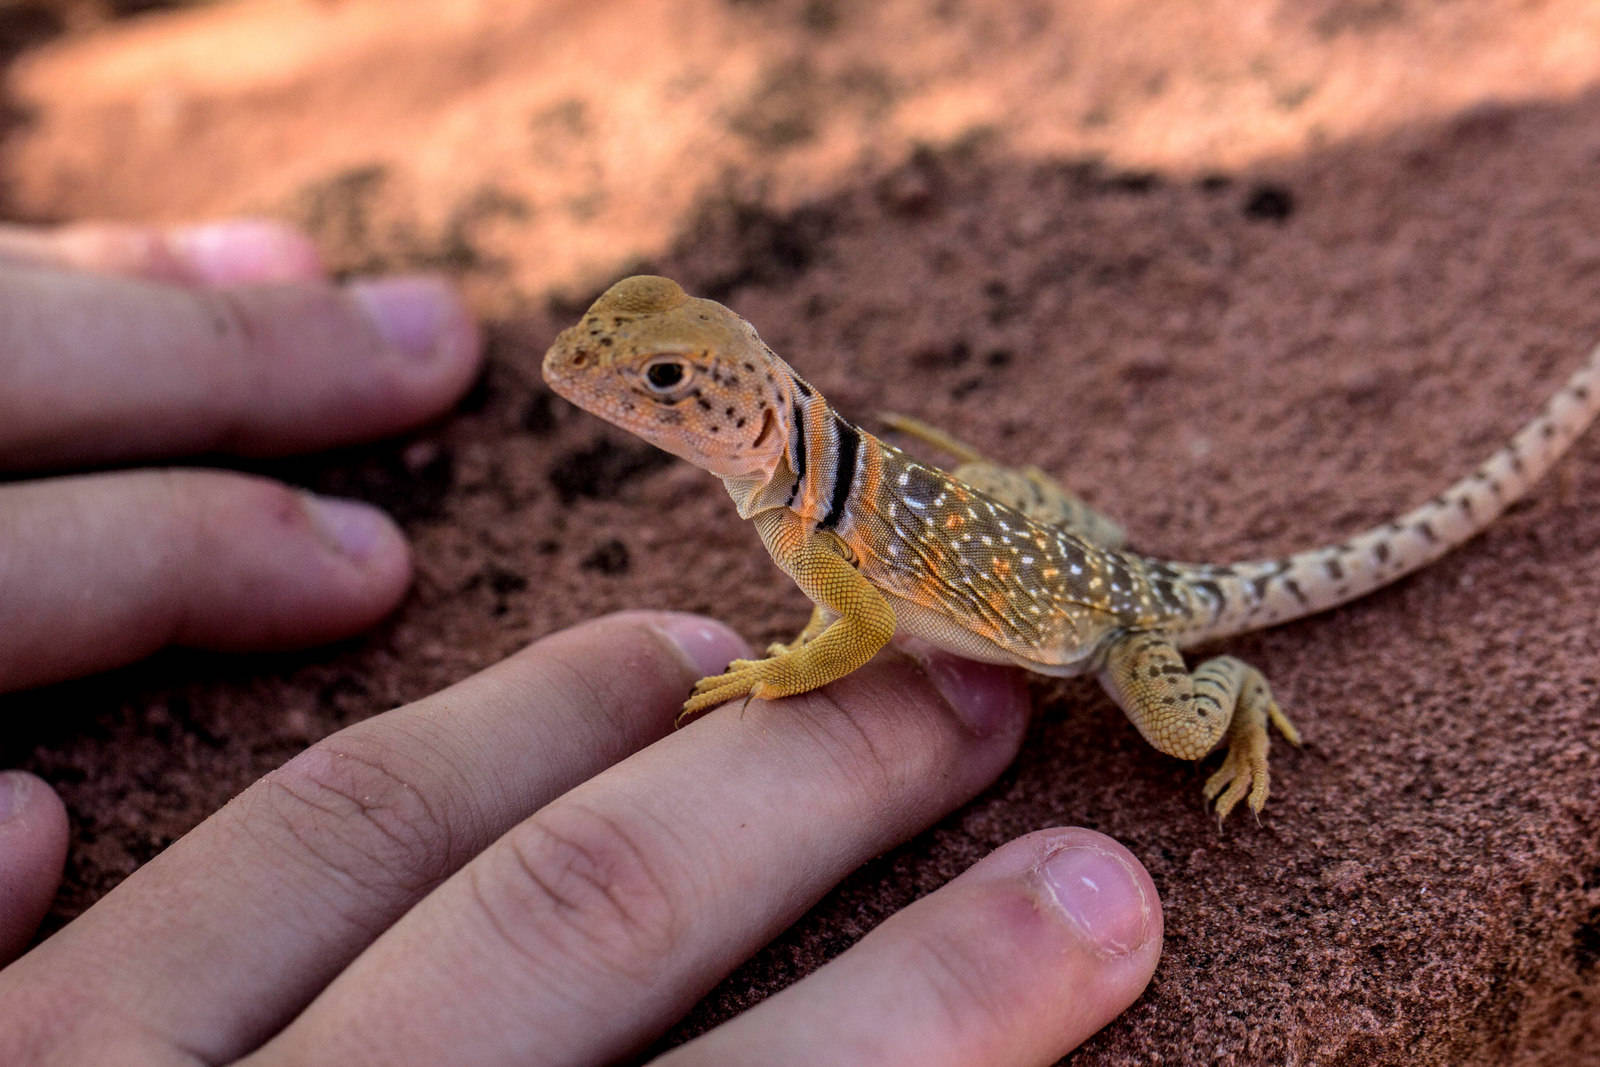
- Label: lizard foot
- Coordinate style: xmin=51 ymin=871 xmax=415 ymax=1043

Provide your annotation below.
xmin=1200 ymin=669 xmax=1302 ymax=821
xmin=1099 ymin=639 xmax=1304 ymax=821
xmin=677 ymin=656 xmax=788 ymax=725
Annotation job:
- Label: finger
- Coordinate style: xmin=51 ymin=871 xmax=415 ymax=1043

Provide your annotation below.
xmin=0 ymin=267 xmax=481 ymax=469
xmin=0 ymin=470 xmax=412 ymax=691
xmin=0 ymin=772 xmax=70 ymax=965
xmin=0 ymin=613 xmax=747 ymax=1063
xmin=662 ymin=828 xmax=1162 ymax=1066
xmin=0 ymin=220 xmax=325 ymax=285
xmin=249 ymin=645 xmax=1033 ymax=1066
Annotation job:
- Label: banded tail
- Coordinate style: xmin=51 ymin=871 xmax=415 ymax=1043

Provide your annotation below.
xmin=1168 ymin=344 xmax=1600 ymax=646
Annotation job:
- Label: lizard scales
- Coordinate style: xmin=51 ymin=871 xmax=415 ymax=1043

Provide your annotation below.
xmin=544 ymin=275 xmax=1600 ymax=818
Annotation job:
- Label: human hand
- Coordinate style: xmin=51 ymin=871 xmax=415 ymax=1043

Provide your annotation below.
xmin=0 ymin=219 xmax=483 ymax=954
xmin=0 ymin=612 xmax=1162 ymax=1065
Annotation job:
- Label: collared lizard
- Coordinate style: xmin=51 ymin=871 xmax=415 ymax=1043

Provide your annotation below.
xmin=543 ymin=275 xmax=1600 ymax=818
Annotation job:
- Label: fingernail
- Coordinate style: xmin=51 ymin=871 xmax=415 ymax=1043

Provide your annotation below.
xmin=303 ymin=495 xmax=394 ymax=563
xmin=0 ymin=771 xmax=33 ymax=823
xmin=1037 ymin=844 xmax=1153 ymax=958
xmin=653 ymin=614 xmax=750 ymax=678
xmin=168 ymin=219 xmax=324 ymax=284
xmin=349 ymin=276 xmax=471 ymax=364
xmin=906 ymin=644 xmax=1029 ymax=737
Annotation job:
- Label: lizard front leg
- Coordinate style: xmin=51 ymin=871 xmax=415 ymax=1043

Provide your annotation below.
xmin=1098 ymin=632 xmax=1302 ymax=819
xmin=764 ymin=603 xmax=835 ymax=657
xmin=679 ymin=510 xmax=896 ymax=723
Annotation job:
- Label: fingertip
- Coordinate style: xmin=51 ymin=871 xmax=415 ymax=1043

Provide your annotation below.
xmin=899 ymin=638 xmax=1031 ymax=739
xmin=648 ymin=612 xmax=752 ymax=679
xmin=304 ymin=492 xmax=415 ymax=621
xmin=0 ymin=771 xmax=69 ymax=964
xmin=166 ymin=219 xmax=326 ymax=285
xmin=978 ymin=827 xmax=1163 ymax=1051
xmin=952 ymin=827 xmax=1164 ymax=1060
xmin=964 ymin=825 xmax=1162 ymax=974
xmin=346 ymin=274 xmax=485 ymax=385
xmin=664 ymin=825 xmax=1162 ymax=1067
xmin=329 ymin=275 xmax=486 ymax=444
xmin=258 ymin=489 xmax=415 ymax=642
xmin=1028 ymin=827 xmax=1163 ymax=961
xmin=173 ymin=478 xmax=414 ymax=652
xmin=301 ymin=494 xmax=410 ymax=569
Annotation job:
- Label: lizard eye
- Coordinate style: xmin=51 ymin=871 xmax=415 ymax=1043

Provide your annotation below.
xmin=644 ymin=359 xmax=690 ymax=393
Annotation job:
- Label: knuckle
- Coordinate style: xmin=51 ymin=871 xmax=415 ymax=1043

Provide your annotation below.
xmin=156 ymin=467 xmax=300 ymax=551
xmin=901 ymin=918 xmax=1011 ymax=1032
xmin=0 ymin=982 xmax=99 ymax=1063
xmin=151 ymin=470 xmax=323 ymax=644
xmin=144 ymin=469 xmax=211 ymax=643
xmin=192 ymin=285 xmax=259 ymax=353
xmin=255 ymin=733 xmax=462 ymax=897
xmin=189 ymin=287 xmax=269 ymax=450
xmin=221 ymin=475 xmax=314 ymax=542
xmin=484 ymin=802 xmax=685 ymax=979
xmin=788 ymin=666 xmax=955 ymax=805
xmin=800 ymin=691 xmax=905 ymax=800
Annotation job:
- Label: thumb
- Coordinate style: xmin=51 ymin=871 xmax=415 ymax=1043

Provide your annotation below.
xmin=0 ymin=771 xmax=69 ymax=964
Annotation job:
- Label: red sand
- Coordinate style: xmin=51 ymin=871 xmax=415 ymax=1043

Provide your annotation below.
xmin=4 ymin=2 xmax=1599 ymax=1061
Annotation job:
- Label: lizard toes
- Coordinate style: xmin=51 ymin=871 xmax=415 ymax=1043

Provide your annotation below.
xmin=680 ymin=657 xmax=786 ymax=723
xmin=679 ymin=680 xmax=747 ymax=722
xmin=1202 ymin=745 xmax=1270 ymax=821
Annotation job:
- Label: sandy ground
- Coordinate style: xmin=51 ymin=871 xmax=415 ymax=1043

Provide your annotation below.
xmin=3 ymin=1 xmax=1599 ymax=1062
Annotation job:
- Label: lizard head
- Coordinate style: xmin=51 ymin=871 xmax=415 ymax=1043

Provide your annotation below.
xmin=543 ymin=275 xmax=794 ymax=479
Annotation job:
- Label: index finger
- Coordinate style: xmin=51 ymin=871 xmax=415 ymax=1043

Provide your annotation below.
xmin=247 ymin=646 xmax=1032 ymax=1066
xmin=0 ymin=265 xmax=481 ymax=469
xmin=0 ymin=220 xmax=325 ymax=285
xmin=0 ymin=612 xmax=747 ymax=1062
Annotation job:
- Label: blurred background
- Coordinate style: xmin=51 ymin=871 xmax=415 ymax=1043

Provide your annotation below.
xmin=3 ymin=2 xmax=1599 ymax=1062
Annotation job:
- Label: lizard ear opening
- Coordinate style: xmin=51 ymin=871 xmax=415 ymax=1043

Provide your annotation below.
xmin=752 ymin=406 xmax=778 ymax=448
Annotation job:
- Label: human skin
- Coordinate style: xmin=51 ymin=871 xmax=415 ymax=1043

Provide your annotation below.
xmin=0 ymin=221 xmax=1161 ymax=1065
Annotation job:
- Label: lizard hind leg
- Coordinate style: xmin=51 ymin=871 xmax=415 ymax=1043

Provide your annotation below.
xmin=1098 ymin=633 xmax=1301 ymax=820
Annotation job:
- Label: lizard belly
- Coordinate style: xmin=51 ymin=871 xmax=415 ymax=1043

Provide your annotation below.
xmin=882 ymin=589 xmax=1103 ymax=677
